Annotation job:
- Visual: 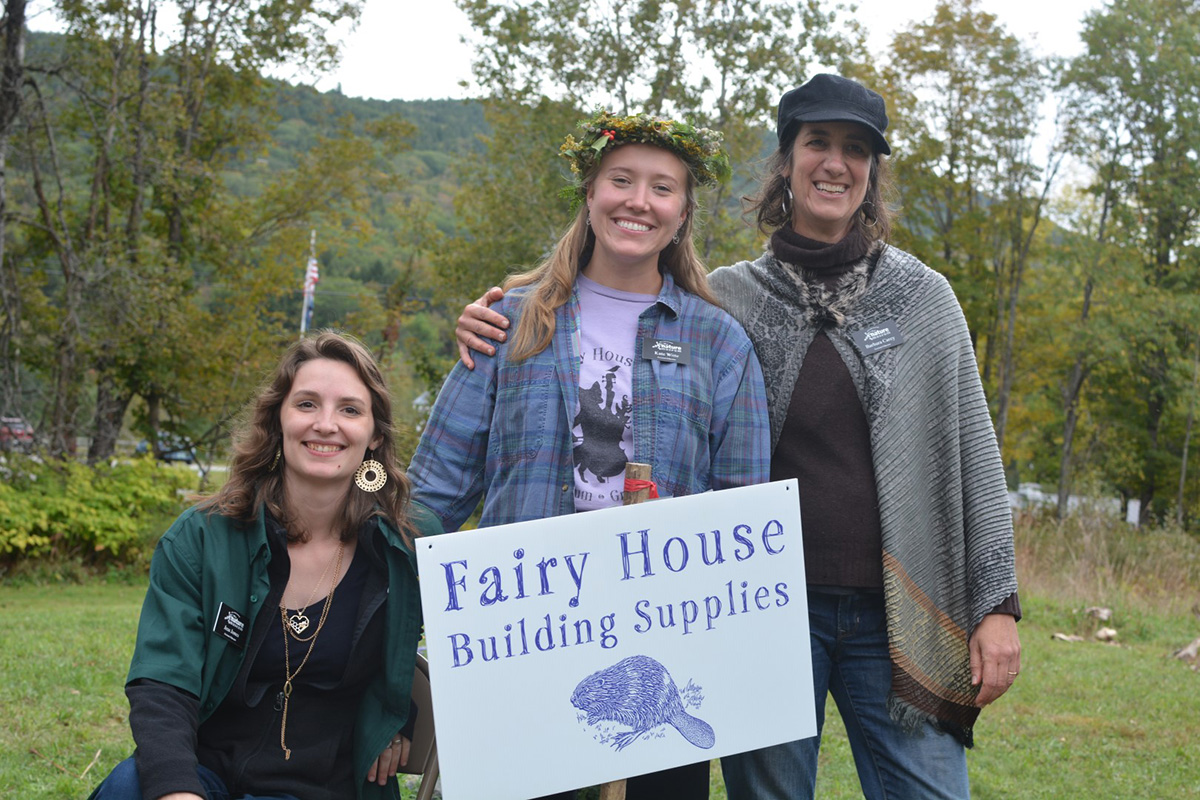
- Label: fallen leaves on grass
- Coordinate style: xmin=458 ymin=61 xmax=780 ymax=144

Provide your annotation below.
xmin=29 ymin=746 xmax=103 ymax=780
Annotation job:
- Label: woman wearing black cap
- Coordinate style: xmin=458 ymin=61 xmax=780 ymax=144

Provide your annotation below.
xmin=455 ymin=74 xmax=1021 ymax=800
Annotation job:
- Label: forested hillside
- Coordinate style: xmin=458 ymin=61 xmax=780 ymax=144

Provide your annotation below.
xmin=1 ymin=0 xmax=1198 ymax=533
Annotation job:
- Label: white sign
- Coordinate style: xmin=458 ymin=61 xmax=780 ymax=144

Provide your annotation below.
xmin=416 ymin=480 xmax=815 ymax=800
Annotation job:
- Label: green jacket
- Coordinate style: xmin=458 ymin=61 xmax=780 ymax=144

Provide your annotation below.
xmin=126 ymin=503 xmax=439 ymax=800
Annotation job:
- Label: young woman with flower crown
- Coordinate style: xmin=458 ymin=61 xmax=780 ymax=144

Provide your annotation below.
xmin=90 ymin=332 xmax=442 ymax=800
xmin=407 ymin=111 xmax=771 ymax=799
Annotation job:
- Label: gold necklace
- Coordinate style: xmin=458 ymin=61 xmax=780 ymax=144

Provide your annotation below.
xmin=282 ymin=540 xmax=345 ymax=641
xmin=278 ymin=539 xmax=346 ymax=761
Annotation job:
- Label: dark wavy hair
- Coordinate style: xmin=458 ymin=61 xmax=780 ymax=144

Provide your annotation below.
xmin=200 ymin=330 xmax=413 ymax=542
xmin=745 ymin=126 xmax=894 ymax=243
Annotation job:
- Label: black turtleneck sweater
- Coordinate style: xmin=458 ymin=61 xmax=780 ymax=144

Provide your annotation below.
xmin=768 ymin=227 xmax=885 ymax=589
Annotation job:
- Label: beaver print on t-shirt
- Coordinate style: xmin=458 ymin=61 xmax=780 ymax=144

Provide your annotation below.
xmin=574 ymin=365 xmax=631 ymax=484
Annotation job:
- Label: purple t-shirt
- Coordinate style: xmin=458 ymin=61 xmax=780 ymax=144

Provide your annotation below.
xmin=572 ymin=274 xmax=656 ymax=511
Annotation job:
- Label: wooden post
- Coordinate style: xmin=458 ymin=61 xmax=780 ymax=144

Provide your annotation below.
xmin=622 ymin=461 xmax=653 ymax=506
xmin=598 ymin=461 xmax=653 ymax=800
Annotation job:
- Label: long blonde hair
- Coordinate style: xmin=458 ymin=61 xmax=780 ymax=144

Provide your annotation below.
xmin=504 ymin=145 xmax=719 ymax=361
xmin=200 ymin=331 xmax=413 ymax=542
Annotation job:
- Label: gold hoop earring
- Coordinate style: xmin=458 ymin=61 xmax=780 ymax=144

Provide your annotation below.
xmin=354 ymin=451 xmax=387 ymax=493
xmin=270 ymin=448 xmax=281 ymax=471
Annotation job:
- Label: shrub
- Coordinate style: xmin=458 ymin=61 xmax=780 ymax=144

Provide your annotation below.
xmin=0 ymin=455 xmax=194 ymax=564
xmin=1014 ymin=511 xmax=1200 ymax=617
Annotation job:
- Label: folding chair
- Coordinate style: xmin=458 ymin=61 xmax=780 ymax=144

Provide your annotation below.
xmin=400 ymin=653 xmax=439 ymax=800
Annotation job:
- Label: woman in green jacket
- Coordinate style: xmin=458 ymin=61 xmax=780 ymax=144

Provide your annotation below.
xmin=90 ymin=331 xmax=440 ymax=800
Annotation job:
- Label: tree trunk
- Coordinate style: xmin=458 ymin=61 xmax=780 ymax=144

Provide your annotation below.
xmin=1178 ymin=331 xmax=1199 ymax=528
xmin=87 ymin=365 xmax=133 ymax=464
xmin=993 ymin=256 xmax=1021 ymax=454
xmin=1057 ymin=350 xmax=1091 ymax=518
xmin=1057 ymin=159 xmax=1112 ymax=519
xmin=0 ymin=1 xmax=26 ymax=416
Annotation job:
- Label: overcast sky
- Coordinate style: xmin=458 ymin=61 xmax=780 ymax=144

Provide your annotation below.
xmin=313 ymin=0 xmax=1105 ymax=103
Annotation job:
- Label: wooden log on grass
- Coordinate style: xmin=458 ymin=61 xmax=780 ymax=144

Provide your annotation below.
xmin=1173 ymin=636 xmax=1200 ymax=662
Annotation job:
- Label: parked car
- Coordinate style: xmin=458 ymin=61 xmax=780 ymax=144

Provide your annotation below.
xmin=0 ymin=416 xmax=34 ymax=452
xmin=136 ymin=432 xmax=197 ymax=464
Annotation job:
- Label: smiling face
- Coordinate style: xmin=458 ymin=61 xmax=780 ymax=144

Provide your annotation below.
xmin=585 ymin=143 xmax=690 ymax=290
xmin=788 ymin=121 xmax=874 ymax=243
xmin=279 ymin=357 xmax=380 ymax=492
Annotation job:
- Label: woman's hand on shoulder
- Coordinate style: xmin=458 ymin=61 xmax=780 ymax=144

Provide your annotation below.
xmin=456 ymin=286 xmax=509 ymax=369
xmin=367 ymin=733 xmax=411 ymax=786
xmin=970 ymin=612 xmax=1021 ymax=707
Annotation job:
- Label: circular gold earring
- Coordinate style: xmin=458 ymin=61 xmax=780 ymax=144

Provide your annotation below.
xmin=354 ymin=450 xmax=387 ymax=493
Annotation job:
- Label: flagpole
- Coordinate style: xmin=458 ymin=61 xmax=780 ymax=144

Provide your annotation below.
xmin=300 ymin=229 xmax=318 ymax=337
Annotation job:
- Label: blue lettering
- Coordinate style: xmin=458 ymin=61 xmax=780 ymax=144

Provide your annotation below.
xmin=478 ymin=566 xmax=506 ymax=606
xmin=536 ymin=556 xmax=558 ymax=596
xmin=448 ymin=633 xmax=473 ymax=667
xmin=563 ymin=552 xmax=589 ymax=608
xmin=680 ymin=599 xmax=699 ymax=634
xmin=696 ymin=529 xmax=725 ymax=566
xmin=633 ymin=599 xmax=652 ymax=632
xmin=619 ymin=530 xmax=654 ymax=579
xmin=442 ymin=560 xmax=469 ymax=611
xmin=534 ymin=614 xmax=556 ymax=651
xmin=512 ymin=549 xmax=527 ymax=599
xmin=733 ymin=524 xmax=754 ymax=561
xmin=599 ymin=613 xmax=618 ymax=649
xmin=704 ymin=595 xmax=722 ymax=629
xmin=762 ymin=519 xmax=786 ymax=555
xmin=664 ymin=536 xmax=689 ymax=572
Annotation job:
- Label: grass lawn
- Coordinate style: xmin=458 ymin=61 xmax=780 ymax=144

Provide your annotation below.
xmin=1 ymin=582 xmax=144 ymax=798
xmin=3 ymin=583 xmax=1198 ymax=798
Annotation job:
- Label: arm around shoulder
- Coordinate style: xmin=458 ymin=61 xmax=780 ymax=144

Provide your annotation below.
xmin=708 ymin=323 xmax=771 ymax=491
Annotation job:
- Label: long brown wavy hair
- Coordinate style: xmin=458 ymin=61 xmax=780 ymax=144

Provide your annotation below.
xmin=199 ymin=331 xmax=413 ymax=542
xmin=746 ymin=124 xmax=895 ymax=244
xmin=504 ymin=144 xmax=719 ymax=362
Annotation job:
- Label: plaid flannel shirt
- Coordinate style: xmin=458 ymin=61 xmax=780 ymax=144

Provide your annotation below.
xmin=409 ymin=273 xmax=770 ymax=531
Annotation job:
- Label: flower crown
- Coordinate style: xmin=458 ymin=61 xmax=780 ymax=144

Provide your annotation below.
xmin=559 ymin=110 xmax=732 ymax=204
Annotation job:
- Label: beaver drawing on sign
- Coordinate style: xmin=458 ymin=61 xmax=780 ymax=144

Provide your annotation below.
xmin=574 ymin=366 xmax=631 ymax=483
xmin=570 ymin=655 xmax=715 ymax=752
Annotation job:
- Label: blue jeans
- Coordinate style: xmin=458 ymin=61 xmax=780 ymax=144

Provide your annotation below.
xmin=721 ymin=591 xmax=969 ymax=800
xmin=89 ymin=756 xmax=301 ymax=800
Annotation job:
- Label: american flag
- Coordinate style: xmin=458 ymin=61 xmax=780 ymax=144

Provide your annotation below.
xmin=304 ymin=257 xmax=320 ymax=290
xmin=300 ymin=257 xmax=320 ymax=333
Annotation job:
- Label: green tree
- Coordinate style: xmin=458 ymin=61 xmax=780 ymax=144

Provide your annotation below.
xmin=1059 ymin=0 xmax=1200 ymax=523
xmin=1 ymin=1 xmax=447 ymax=463
xmin=884 ymin=0 xmax=1059 ymax=459
xmin=443 ymin=0 xmax=863 ymax=308
xmin=0 ymin=1 xmax=26 ymax=421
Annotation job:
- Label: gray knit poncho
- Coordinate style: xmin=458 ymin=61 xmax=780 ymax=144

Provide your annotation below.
xmin=709 ymin=244 xmax=1017 ymax=745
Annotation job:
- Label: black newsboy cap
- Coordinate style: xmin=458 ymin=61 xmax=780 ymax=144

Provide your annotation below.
xmin=776 ymin=74 xmax=891 ymax=155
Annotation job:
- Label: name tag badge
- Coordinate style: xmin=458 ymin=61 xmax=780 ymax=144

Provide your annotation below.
xmin=642 ymin=338 xmax=691 ymax=365
xmin=850 ymin=320 xmax=906 ymax=356
xmin=213 ymin=601 xmax=247 ymax=649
